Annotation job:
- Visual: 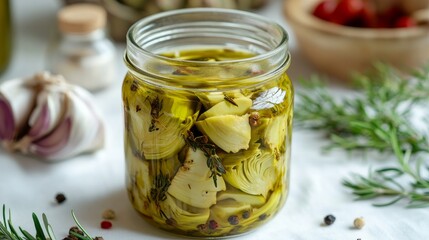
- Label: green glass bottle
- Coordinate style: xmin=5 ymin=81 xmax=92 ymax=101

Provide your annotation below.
xmin=0 ymin=0 xmax=11 ymax=75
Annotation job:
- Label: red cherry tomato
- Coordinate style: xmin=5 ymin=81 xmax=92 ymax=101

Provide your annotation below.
xmin=381 ymin=5 xmax=405 ymax=27
xmin=331 ymin=0 xmax=365 ymax=25
xmin=311 ymin=0 xmax=415 ymax=29
xmin=394 ymin=16 xmax=416 ymax=28
xmin=312 ymin=0 xmax=337 ymax=21
xmin=359 ymin=3 xmax=377 ymax=28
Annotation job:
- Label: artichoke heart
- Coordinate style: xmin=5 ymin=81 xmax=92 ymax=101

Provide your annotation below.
xmin=241 ymin=188 xmax=284 ymax=224
xmin=128 ymin=93 xmax=197 ymax=160
xmin=154 ymin=193 xmax=210 ymax=231
xmin=147 ymin=155 xmax=181 ymax=179
xmin=125 ymin=144 xmax=152 ymax=215
xmin=250 ymin=117 xmax=270 ymax=144
xmin=217 ymin=186 xmax=266 ymax=207
xmin=198 ymin=96 xmax=252 ymax=120
xmin=126 ymin=146 xmax=151 ymax=196
xmin=222 ymin=146 xmax=278 ymax=197
xmin=168 ymin=148 xmax=226 ymax=208
xmin=263 ymin=114 xmax=287 ymax=154
xmin=209 ymin=199 xmax=251 ymax=227
xmin=196 ymin=91 xmax=245 ymax=109
xmin=196 ymin=114 xmax=251 ymax=153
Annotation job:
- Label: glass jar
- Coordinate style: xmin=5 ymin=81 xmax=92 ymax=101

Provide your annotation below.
xmin=46 ymin=4 xmax=116 ymax=91
xmin=122 ymin=8 xmax=293 ymax=238
xmin=0 ymin=0 xmax=11 ymax=75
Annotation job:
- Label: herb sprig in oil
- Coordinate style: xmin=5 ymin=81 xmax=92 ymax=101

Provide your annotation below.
xmin=185 ymin=131 xmax=226 ymax=188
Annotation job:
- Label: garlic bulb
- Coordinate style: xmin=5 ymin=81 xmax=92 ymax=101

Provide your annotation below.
xmin=0 ymin=72 xmax=104 ymax=161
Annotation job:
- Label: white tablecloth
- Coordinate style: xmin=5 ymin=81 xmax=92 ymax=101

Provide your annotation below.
xmin=1 ymin=0 xmax=428 ymax=239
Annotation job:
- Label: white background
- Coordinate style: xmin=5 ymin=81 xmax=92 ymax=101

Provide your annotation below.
xmin=1 ymin=0 xmax=428 ymax=239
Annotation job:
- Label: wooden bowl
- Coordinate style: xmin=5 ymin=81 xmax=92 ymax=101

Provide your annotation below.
xmin=283 ymin=0 xmax=429 ymax=81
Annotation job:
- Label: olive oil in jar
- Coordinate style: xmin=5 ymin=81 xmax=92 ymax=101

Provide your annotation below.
xmin=123 ymin=47 xmax=293 ymax=237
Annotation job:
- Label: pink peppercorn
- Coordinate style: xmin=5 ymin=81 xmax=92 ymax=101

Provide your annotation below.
xmin=100 ymin=220 xmax=112 ymax=229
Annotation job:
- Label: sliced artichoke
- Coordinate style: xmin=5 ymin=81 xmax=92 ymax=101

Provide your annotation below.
xmin=127 ymin=92 xmax=197 ymax=160
xmin=217 ymin=186 xmax=266 ymax=207
xmin=195 ymin=114 xmax=251 ymax=153
xmin=208 ymin=188 xmax=286 ymax=235
xmin=209 ymin=199 xmax=251 ymax=227
xmin=125 ymin=144 xmax=152 ymax=216
xmin=196 ymin=91 xmax=246 ymax=109
xmin=198 ymin=96 xmax=252 ymax=120
xmin=222 ymin=146 xmax=278 ymax=197
xmin=263 ymin=114 xmax=287 ymax=156
xmin=152 ymin=193 xmax=210 ymax=231
xmin=126 ymin=146 xmax=182 ymax=218
xmin=168 ymin=148 xmax=226 ymax=208
xmin=250 ymin=117 xmax=270 ymax=144
xmin=240 ymin=188 xmax=284 ymax=225
xmin=147 ymin=155 xmax=181 ymax=178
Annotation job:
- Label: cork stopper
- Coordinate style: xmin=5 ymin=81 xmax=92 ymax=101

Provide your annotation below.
xmin=58 ymin=4 xmax=106 ymax=34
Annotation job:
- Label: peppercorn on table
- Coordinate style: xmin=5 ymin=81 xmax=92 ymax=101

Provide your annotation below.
xmin=1 ymin=0 xmax=428 ymax=239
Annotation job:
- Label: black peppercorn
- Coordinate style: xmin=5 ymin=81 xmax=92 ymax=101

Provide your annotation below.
xmin=228 ymin=215 xmax=239 ymax=225
xmin=323 ymin=214 xmax=336 ymax=226
xmin=55 ymin=193 xmax=66 ymax=204
xmin=242 ymin=211 xmax=250 ymax=219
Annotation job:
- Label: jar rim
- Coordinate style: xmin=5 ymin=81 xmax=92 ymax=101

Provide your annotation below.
xmin=126 ymin=8 xmax=289 ymax=66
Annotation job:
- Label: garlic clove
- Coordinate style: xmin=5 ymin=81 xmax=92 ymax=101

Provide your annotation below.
xmin=27 ymin=90 xmax=67 ymax=140
xmin=0 ymin=78 xmax=36 ymax=141
xmin=28 ymin=86 xmax=104 ymax=161
xmin=30 ymin=117 xmax=71 ymax=157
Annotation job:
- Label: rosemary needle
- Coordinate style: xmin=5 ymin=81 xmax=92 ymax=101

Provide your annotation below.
xmin=295 ymin=63 xmax=429 ymax=207
xmin=0 ymin=205 xmax=99 ymax=240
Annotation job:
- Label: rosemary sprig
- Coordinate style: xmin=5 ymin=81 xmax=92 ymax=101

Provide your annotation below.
xmin=295 ymin=64 xmax=429 ymax=153
xmin=342 ymin=129 xmax=429 ymax=207
xmin=0 ymin=205 xmax=98 ymax=240
xmin=295 ymin=63 xmax=429 ymax=207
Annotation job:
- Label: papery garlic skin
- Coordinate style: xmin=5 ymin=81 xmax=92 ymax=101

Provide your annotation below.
xmin=0 ymin=72 xmax=105 ymax=161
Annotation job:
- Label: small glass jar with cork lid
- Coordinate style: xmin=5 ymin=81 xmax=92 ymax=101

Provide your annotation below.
xmin=47 ymin=3 xmax=116 ymax=91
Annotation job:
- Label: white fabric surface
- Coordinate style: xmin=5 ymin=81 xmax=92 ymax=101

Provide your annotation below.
xmin=1 ymin=0 xmax=428 ymax=239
